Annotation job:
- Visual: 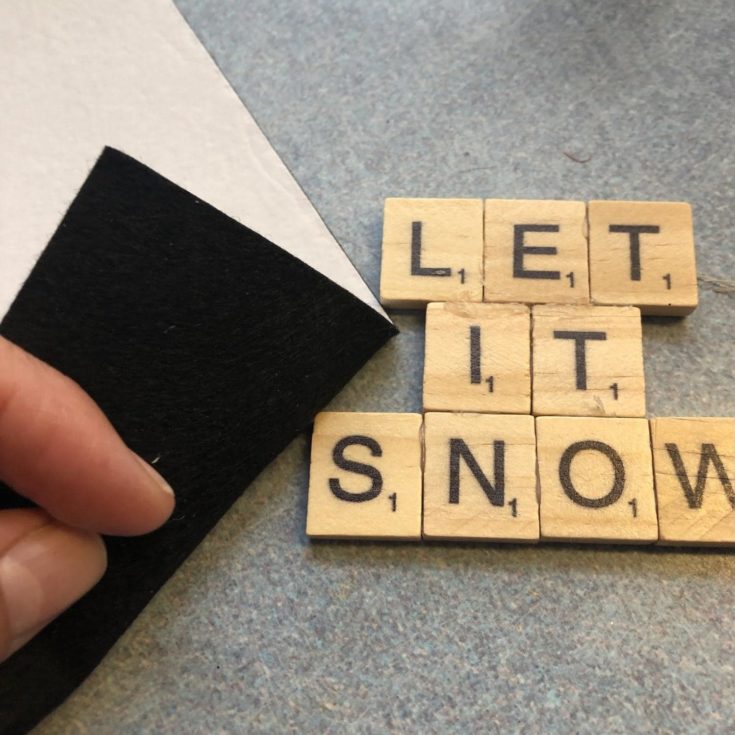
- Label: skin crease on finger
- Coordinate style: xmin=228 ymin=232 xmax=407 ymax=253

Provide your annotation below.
xmin=0 ymin=337 xmax=175 ymax=536
xmin=0 ymin=508 xmax=107 ymax=663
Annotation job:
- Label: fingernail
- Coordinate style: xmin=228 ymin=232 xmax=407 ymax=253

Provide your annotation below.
xmin=133 ymin=453 xmax=175 ymax=498
xmin=0 ymin=522 xmax=106 ymax=657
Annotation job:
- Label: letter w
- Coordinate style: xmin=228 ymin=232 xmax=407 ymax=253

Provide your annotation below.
xmin=665 ymin=443 xmax=734 ymax=509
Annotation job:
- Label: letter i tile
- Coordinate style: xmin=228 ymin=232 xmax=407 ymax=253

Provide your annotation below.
xmin=423 ymin=302 xmax=531 ymax=414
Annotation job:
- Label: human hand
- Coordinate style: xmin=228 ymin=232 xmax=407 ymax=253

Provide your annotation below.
xmin=0 ymin=336 xmax=174 ymax=662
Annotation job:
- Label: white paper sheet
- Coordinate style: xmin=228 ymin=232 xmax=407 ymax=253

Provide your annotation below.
xmin=0 ymin=0 xmax=385 ymax=318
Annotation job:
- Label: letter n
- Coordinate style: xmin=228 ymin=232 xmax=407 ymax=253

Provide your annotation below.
xmin=449 ymin=438 xmax=505 ymax=507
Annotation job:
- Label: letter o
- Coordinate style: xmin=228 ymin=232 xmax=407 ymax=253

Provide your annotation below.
xmin=558 ymin=440 xmax=625 ymax=508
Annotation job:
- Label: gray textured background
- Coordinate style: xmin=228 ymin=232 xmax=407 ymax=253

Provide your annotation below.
xmin=36 ymin=1 xmax=733 ymax=733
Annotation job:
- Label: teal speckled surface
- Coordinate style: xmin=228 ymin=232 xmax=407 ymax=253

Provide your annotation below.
xmin=35 ymin=1 xmax=733 ymax=733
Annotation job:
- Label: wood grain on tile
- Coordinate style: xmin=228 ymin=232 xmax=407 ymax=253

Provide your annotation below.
xmin=423 ymin=412 xmax=539 ymax=541
xmin=588 ymin=200 xmax=697 ymax=315
xmin=532 ymin=304 xmax=646 ymax=417
xmin=651 ymin=417 xmax=734 ymax=546
xmin=306 ymin=412 xmax=423 ymax=539
xmin=380 ymin=198 xmax=484 ymax=308
xmin=537 ymin=416 xmax=657 ymax=543
xmin=423 ymin=301 xmax=531 ymax=414
xmin=484 ymin=199 xmax=589 ymax=305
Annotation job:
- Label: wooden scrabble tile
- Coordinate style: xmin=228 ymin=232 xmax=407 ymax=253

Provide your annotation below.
xmin=423 ymin=412 xmax=539 ymax=542
xmin=483 ymin=199 xmax=590 ymax=305
xmin=537 ymin=417 xmax=658 ymax=543
xmin=379 ymin=198 xmax=484 ymax=308
xmin=423 ymin=302 xmax=531 ymax=414
xmin=651 ymin=417 xmax=734 ymax=546
xmin=532 ymin=304 xmax=646 ymax=417
xmin=588 ymin=200 xmax=698 ymax=315
xmin=306 ymin=412 xmax=423 ymax=540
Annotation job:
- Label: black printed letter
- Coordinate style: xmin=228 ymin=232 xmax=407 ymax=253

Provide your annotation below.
xmin=559 ymin=440 xmax=626 ymax=508
xmin=329 ymin=435 xmax=383 ymax=502
xmin=608 ymin=225 xmax=660 ymax=281
xmin=449 ymin=438 xmax=505 ymax=506
xmin=469 ymin=325 xmax=482 ymax=384
xmin=665 ymin=443 xmax=734 ymax=509
xmin=553 ymin=330 xmax=607 ymax=390
xmin=513 ymin=224 xmax=561 ymax=280
xmin=411 ymin=221 xmax=452 ymax=277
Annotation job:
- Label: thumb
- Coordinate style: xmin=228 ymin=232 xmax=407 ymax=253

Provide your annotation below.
xmin=0 ymin=509 xmax=106 ymax=663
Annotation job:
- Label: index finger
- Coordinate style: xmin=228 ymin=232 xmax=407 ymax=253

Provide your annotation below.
xmin=0 ymin=337 xmax=174 ymax=535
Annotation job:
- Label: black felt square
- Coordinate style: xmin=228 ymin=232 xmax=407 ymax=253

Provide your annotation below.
xmin=0 ymin=147 xmax=395 ymax=735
